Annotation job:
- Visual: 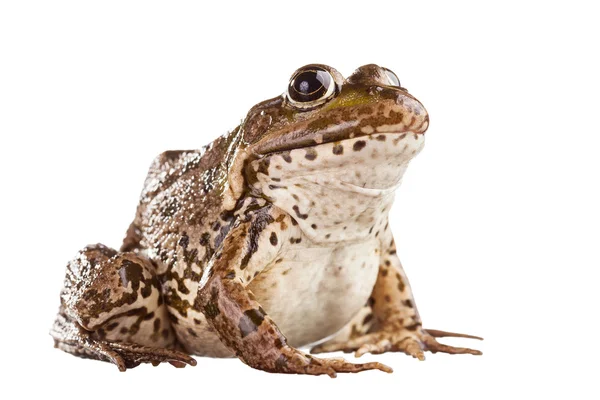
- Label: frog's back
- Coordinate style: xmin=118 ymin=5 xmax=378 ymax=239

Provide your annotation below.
xmin=122 ymin=128 xmax=242 ymax=269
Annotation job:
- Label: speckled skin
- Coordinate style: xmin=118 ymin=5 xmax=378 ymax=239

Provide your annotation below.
xmin=51 ymin=64 xmax=482 ymax=376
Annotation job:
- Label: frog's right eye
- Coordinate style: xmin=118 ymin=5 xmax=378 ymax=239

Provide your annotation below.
xmin=287 ymin=67 xmax=337 ymax=110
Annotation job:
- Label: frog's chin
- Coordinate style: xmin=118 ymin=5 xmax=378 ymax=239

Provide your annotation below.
xmin=248 ymin=131 xmax=424 ymax=196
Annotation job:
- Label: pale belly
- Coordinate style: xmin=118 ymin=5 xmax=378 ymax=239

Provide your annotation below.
xmin=170 ymin=238 xmax=381 ymax=356
xmin=249 ymin=238 xmax=381 ymax=348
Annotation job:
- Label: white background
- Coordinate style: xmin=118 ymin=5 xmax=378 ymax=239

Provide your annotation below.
xmin=1 ymin=1 xmax=598 ymax=398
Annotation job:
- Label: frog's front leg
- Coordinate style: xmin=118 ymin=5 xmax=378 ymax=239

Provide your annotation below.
xmin=312 ymin=226 xmax=482 ymax=359
xmin=50 ymin=244 xmax=196 ymax=370
xmin=196 ymin=210 xmax=391 ymax=377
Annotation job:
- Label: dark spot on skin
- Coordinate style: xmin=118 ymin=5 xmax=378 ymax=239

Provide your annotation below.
xmin=384 ymin=295 xmax=391 ymax=303
xmin=385 ymin=260 xmax=391 ymax=266
xmin=405 ymin=323 xmax=420 ymax=331
xmin=305 ymin=148 xmax=317 ymax=160
xmin=199 ymin=232 xmax=211 ymax=246
xmin=193 ymin=318 xmax=202 ymax=325
xmin=368 ymin=297 xmax=376 ymax=307
xmin=274 ymin=337 xmax=284 ymax=348
xmin=325 ymin=234 xmax=331 ymax=239
xmin=203 ymin=301 xmax=220 ymax=319
xmin=290 ymin=218 xmax=298 ymax=226
xmin=396 ymin=273 xmax=406 ymax=292
xmin=168 ymin=313 xmax=179 ymax=324
xmin=353 ymin=140 xmax=367 ymax=151
xmin=363 ymin=313 xmax=374 ymax=325
xmin=106 ymin=322 xmax=119 ymax=331
xmin=268 ymin=184 xmax=286 ymax=190
xmin=257 ymin=158 xmax=270 ymax=176
xmin=403 ymin=299 xmax=414 ymax=308
xmin=292 ymin=205 xmax=308 ymax=219
xmin=381 ymin=268 xmax=388 ymax=277
xmin=187 ymin=327 xmax=198 ymax=337
xmin=224 ymin=270 xmax=236 ymax=279
xmin=282 ymin=268 xmax=291 ymax=275
xmin=332 ymin=144 xmax=344 ymax=155
xmin=178 ymin=233 xmax=189 ymax=249
xmin=269 ymin=232 xmax=278 ymax=246
xmin=376 ymin=135 xmax=386 ymax=141
xmin=282 ymin=153 xmax=292 ymax=163
xmin=118 ymin=260 xmax=145 ymax=291
xmin=161 ymin=329 xmax=170 ymax=339
xmin=120 ymin=327 xmax=128 ymax=334
xmin=238 ymin=308 xmax=266 ymax=338
xmin=311 ymin=224 xmax=317 ymax=229
xmin=153 ymin=319 xmax=161 ymax=332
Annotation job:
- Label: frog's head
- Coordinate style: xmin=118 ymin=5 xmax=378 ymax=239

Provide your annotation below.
xmin=241 ymin=64 xmax=428 ymax=155
xmin=229 ymin=64 xmax=428 ymax=239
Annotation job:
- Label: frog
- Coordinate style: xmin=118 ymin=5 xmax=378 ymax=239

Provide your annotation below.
xmin=50 ymin=64 xmax=482 ymax=377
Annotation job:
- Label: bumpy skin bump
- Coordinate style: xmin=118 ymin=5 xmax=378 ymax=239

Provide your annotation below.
xmin=51 ymin=64 xmax=481 ymax=376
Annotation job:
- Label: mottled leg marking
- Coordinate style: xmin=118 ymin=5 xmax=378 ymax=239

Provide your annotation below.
xmin=312 ymin=229 xmax=482 ymax=359
xmin=197 ymin=220 xmax=392 ymax=377
xmin=50 ymin=244 xmax=196 ymax=371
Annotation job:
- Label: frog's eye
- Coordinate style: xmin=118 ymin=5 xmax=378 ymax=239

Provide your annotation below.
xmin=287 ymin=67 xmax=337 ymax=109
xmin=382 ymin=67 xmax=401 ymax=87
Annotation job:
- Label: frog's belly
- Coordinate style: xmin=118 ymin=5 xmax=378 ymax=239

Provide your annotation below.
xmin=248 ymin=239 xmax=381 ymax=348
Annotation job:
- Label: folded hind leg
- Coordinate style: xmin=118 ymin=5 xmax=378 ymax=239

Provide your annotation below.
xmin=50 ymin=244 xmax=196 ymax=370
xmin=312 ymin=228 xmax=482 ymax=359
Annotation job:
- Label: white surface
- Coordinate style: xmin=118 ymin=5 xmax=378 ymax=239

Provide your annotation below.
xmin=1 ymin=1 xmax=598 ymax=398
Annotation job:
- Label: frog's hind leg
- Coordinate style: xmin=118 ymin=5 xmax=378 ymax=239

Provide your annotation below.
xmin=312 ymin=227 xmax=482 ymax=359
xmin=50 ymin=244 xmax=196 ymax=370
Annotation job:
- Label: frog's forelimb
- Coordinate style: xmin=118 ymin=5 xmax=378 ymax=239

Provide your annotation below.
xmin=311 ymin=225 xmax=482 ymax=358
xmin=195 ymin=207 xmax=392 ymax=377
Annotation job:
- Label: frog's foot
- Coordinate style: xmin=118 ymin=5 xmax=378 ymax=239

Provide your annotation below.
xmin=270 ymin=346 xmax=392 ymax=377
xmin=100 ymin=341 xmax=197 ymax=371
xmin=57 ymin=338 xmax=197 ymax=371
xmin=310 ymin=327 xmax=482 ymax=360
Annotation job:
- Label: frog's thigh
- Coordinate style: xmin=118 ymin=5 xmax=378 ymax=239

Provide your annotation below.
xmin=51 ymin=244 xmax=195 ymax=370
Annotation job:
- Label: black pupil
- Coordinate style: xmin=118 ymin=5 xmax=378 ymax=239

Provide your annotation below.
xmin=289 ymin=69 xmax=331 ymax=103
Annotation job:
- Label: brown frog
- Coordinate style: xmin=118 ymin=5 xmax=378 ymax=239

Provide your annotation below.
xmin=50 ymin=64 xmax=482 ymax=377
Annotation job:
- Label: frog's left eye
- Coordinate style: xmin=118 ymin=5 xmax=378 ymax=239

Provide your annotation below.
xmin=382 ymin=67 xmax=401 ymax=87
xmin=287 ymin=67 xmax=337 ymax=110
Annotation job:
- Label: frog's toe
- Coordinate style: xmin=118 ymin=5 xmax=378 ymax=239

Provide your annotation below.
xmin=275 ymin=346 xmax=391 ymax=376
xmin=303 ymin=355 xmax=392 ymax=377
xmin=107 ymin=342 xmax=197 ymax=369
xmin=422 ymin=334 xmax=482 ymax=356
xmin=312 ymin=328 xmax=482 ymax=359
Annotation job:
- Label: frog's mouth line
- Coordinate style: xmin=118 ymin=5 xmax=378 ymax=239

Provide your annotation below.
xmin=252 ymin=126 xmax=424 ymax=158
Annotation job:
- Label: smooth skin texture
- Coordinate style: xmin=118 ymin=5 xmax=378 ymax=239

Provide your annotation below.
xmin=51 ymin=64 xmax=481 ymax=376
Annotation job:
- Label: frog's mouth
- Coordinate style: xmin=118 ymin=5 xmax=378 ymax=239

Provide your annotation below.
xmin=250 ymin=121 xmax=427 ymax=158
